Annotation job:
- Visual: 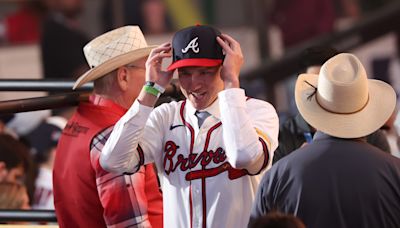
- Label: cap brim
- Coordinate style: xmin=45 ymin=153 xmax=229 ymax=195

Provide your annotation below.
xmin=167 ymin=58 xmax=223 ymax=71
xmin=295 ymin=74 xmax=396 ymax=138
xmin=73 ymin=45 xmax=157 ymax=89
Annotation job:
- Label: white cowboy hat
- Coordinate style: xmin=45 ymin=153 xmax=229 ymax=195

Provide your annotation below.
xmin=295 ymin=53 xmax=396 ymax=138
xmin=73 ymin=26 xmax=156 ymax=89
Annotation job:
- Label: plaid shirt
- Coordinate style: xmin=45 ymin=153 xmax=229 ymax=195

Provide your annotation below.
xmin=90 ymin=126 xmax=154 ymax=228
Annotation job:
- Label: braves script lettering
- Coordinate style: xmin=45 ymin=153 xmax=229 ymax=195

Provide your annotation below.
xmin=181 ymin=37 xmax=199 ymax=53
xmin=164 ymin=141 xmax=227 ymax=175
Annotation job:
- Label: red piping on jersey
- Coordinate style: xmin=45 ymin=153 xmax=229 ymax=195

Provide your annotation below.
xmin=251 ymin=137 xmax=269 ymax=175
xmin=117 ymin=143 xmax=145 ymax=175
xmin=226 ymin=137 xmax=270 ymax=178
xmin=136 ymin=144 xmax=145 ymax=171
xmin=203 ymin=122 xmax=222 ymax=151
xmin=180 ymin=100 xmax=195 ymax=154
xmin=180 ymin=101 xmax=195 ymax=228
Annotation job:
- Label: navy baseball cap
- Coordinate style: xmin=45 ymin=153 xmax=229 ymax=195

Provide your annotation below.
xmin=167 ymin=25 xmax=225 ymax=71
xmin=25 ymin=118 xmax=64 ymax=163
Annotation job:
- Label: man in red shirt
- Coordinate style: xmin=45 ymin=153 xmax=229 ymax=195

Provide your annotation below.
xmin=53 ymin=26 xmax=163 ymax=228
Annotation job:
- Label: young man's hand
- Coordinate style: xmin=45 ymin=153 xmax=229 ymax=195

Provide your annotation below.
xmin=145 ymin=42 xmax=174 ymax=88
xmin=216 ymin=34 xmax=243 ymax=89
xmin=138 ymin=43 xmax=173 ymax=107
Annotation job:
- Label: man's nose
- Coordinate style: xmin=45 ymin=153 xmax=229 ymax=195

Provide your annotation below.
xmin=190 ymin=74 xmax=204 ymax=89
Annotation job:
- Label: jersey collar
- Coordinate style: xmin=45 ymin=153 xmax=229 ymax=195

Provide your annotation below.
xmin=185 ymin=98 xmax=221 ymax=120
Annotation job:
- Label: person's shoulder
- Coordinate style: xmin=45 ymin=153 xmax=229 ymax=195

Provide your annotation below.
xmin=261 ymin=151 xmax=298 ymax=184
xmin=275 ymin=140 xmax=319 ymax=165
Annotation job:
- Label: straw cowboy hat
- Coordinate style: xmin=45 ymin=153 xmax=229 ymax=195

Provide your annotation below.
xmin=73 ymin=26 xmax=156 ymax=89
xmin=295 ymin=53 xmax=396 ymax=138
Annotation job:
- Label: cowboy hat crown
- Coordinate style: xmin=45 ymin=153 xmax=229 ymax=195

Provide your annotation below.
xmin=73 ymin=26 xmax=156 ymax=89
xmin=295 ymin=53 xmax=396 ymax=138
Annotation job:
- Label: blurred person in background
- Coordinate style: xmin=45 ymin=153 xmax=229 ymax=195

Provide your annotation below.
xmin=54 ymin=26 xmax=163 ymax=228
xmin=24 ymin=115 xmax=66 ymax=209
xmin=0 ymin=0 xmax=48 ymax=44
xmin=141 ymin=0 xmax=173 ymax=34
xmin=381 ymin=105 xmax=400 ymax=157
xmin=269 ymin=0 xmax=335 ymax=48
xmin=41 ymin=0 xmax=89 ymax=80
xmin=0 ymin=134 xmax=30 ymax=184
xmin=0 ymin=114 xmax=18 ymax=138
xmin=0 ymin=181 xmax=30 ymax=210
xmin=250 ymin=211 xmax=305 ymax=228
xmin=0 ymin=133 xmax=37 ymax=209
xmin=6 ymin=110 xmax=51 ymax=137
xmin=0 ymin=182 xmax=30 ymax=225
xmin=102 ymin=0 xmax=173 ymax=34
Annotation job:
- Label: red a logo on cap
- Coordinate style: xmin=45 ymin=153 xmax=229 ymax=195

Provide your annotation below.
xmin=182 ymin=37 xmax=199 ymax=53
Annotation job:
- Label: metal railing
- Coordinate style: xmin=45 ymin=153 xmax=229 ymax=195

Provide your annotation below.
xmin=0 ymin=79 xmax=93 ymax=92
xmin=0 ymin=79 xmax=182 ymax=114
xmin=0 ymin=209 xmax=57 ymax=223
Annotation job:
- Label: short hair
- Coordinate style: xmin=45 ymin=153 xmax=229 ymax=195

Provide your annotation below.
xmin=0 ymin=134 xmax=30 ymax=171
xmin=300 ymin=46 xmax=339 ymax=68
xmin=93 ymin=69 xmax=118 ymax=95
xmin=0 ymin=182 xmax=28 ymax=209
xmin=251 ymin=211 xmax=306 ymax=228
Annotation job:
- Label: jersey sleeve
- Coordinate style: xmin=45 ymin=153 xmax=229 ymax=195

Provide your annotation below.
xmin=100 ymin=100 xmax=166 ymax=174
xmin=218 ymin=88 xmax=279 ymax=174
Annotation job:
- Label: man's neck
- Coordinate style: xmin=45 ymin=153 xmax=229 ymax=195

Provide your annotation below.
xmin=93 ymin=93 xmax=129 ymax=109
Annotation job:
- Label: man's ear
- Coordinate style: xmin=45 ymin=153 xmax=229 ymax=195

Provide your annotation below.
xmin=0 ymin=161 xmax=8 ymax=182
xmin=116 ymin=66 xmax=129 ymax=91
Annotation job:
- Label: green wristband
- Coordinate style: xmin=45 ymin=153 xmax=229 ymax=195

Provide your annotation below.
xmin=144 ymin=85 xmax=160 ymax=97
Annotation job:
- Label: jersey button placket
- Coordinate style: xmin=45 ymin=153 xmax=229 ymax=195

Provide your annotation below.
xmin=193 ymin=124 xmax=206 ymax=228
xmin=192 ymin=181 xmax=202 ymax=228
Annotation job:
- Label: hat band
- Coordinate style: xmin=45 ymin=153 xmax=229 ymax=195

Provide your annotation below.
xmin=316 ymin=92 xmax=370 ymax=115
xmin=305 ymin=80 xmax=370 ymax=115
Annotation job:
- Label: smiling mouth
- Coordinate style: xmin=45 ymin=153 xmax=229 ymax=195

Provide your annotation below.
xmin=190 ymin=92 xmax=206 ymax=100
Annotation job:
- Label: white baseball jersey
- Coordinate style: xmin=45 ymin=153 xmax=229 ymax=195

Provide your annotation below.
xmin=101 ymin=88 xmax=279 ymax=228
xmin=33 ymin=167 xmax=54 ymax=210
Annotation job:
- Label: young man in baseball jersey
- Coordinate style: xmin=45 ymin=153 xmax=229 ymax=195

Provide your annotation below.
xmin=100 ymin=25 xmax=279 ymax=228
xmin=54 ymin=26 xmax=163 ymax=228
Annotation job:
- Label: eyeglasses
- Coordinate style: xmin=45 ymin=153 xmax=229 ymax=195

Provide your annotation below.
xmin=125 ymin=64 xmax=146 ymax=70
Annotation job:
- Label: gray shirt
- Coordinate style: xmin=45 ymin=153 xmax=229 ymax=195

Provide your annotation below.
xmin=250 ymin=131 xmax=400 ymax=228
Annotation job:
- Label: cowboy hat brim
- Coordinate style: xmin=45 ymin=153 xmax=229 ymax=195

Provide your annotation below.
xmin=73 ymin=45 xmax=157 ymax=89
xmin=295 ymin=73 xmax=396 ymax=138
